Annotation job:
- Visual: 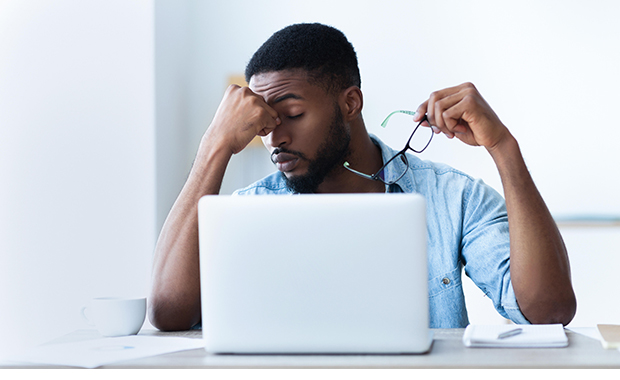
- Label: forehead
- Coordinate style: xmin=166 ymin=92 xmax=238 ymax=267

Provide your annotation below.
xmin=249 ymin=70 xmax=328 ymax=105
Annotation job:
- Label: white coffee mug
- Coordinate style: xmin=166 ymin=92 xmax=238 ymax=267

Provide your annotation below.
xmin=81 ymin=297 xmax=146 ymax=337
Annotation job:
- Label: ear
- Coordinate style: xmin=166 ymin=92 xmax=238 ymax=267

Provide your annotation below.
xmin=340 ymin=86 xmax=363 ymax=122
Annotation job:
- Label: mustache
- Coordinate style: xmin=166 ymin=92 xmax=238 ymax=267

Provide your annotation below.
xmin=270 ymin=147 xmax=308 ymax=164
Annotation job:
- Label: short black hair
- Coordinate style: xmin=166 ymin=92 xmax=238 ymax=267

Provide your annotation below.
xmin=245 ymin=23 xmax=361 ymax=93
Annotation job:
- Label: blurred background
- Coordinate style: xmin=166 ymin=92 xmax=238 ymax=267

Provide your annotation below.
xmin=2 ymin=0 xmax=619 ymax=358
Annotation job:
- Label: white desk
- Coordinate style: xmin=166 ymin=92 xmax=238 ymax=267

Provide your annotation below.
xmin=4 ymin=328 xmax=620 ymax=368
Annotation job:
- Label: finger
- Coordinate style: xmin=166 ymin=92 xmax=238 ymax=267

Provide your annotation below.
xmin=243 ymin=86 xmax=280 ymax=122
xmin=257 ymin=104 xmax=280 ymax=127
xmin=259 ymin=100 xmax=280 ymax=121
xmin=442 ymin=98 xmax=475 ymax=136
xmin=257 ymin=115 xmax=280 ymax=137
xmin=429 ymin=103 xmax=455 ymax=139
xmin=432 ymin=86 xmax=477 ymax=139
xmin=425 ymin=85 xmax=460 ymax=127
xmin=413 ymin=101 xmax=428 ymax=122
xmin=257 ymin=128 xmax=271 ymax=137
xmin=414 ymin=101 xmax=443 ymax=136
xmin=419 ymin=83 xmax=474 ymax=137
xmin=437 ymin=92 xmax=469 ymax=133
xmin=432 ymin=100 xmax=454 ymax=138
xmin=243 ymin=90 xmax=281 ymax=132
xmin=423 ymin=93 xmax=447 ymax=137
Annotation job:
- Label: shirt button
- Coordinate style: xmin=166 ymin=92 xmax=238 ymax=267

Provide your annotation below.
xmin=442 ymin=277 xmax=450 ymax=285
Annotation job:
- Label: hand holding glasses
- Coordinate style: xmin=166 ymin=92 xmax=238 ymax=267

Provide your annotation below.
xmin=344 ymin=110 xmax=433 ymax=185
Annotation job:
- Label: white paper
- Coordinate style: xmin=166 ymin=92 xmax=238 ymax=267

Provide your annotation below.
xmin=463 ymin=324 xmax=568 ymax=348
xmin=8 ymin=335 xmax=204 ymax=368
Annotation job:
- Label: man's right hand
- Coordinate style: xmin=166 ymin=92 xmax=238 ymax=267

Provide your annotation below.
xmin=206 ymin=85 xmax=281 ymax=156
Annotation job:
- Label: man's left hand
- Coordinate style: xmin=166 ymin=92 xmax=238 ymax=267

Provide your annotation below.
xmin=413 ymin=82 xmax=510 ymax=152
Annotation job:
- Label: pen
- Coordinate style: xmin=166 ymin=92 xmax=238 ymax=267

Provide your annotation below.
xmin=497 ymin=328 xmax=523 ymax=339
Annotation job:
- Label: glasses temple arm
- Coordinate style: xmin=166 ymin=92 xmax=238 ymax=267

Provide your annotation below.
xmin=380 ymin=110 xmax=418 ymax=128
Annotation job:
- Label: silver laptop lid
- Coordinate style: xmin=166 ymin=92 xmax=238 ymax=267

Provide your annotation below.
xmin=198 ymin=193 xmax=431 ymax=353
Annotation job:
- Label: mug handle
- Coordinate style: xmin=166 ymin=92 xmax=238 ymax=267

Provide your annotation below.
xmin=80 ymin=306 xmax=95 ymax=326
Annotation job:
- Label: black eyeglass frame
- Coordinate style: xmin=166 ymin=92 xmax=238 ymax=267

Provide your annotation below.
xmin=343 ymin=111 xmax=432 ymax=185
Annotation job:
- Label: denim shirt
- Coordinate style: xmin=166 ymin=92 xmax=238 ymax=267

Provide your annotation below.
xmin=233 ymin=135 xmax=530 ymax=328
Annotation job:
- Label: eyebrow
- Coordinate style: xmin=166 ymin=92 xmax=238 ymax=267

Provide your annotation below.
xmin=272 ymin=93 xmax=304 ymax=104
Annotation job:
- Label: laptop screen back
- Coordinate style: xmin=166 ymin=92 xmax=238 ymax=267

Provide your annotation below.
xmin=198 ymin=193 xmax=431 ymax=353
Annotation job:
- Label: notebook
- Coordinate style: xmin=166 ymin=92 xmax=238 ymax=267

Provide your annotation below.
xmin=597 ymin=324 xmax=620 ymax=349
xmin=197 ymin=193 xmax=433 ymax=354
xmin=463 ymin=324 xmax=568 ymax=348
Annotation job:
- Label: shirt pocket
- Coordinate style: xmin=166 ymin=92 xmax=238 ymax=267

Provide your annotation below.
xmin=428 ymin=266 xmax=462 ymax=298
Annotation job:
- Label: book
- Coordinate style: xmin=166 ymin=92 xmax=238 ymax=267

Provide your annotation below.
xmin=597 ymin=324 xmax=620 ymax=349
xmin=462 ymin=324 xmax=568 ymax=348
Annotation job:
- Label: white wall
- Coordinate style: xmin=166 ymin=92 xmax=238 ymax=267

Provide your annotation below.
xmin=0 ymin=0 xmax=156 ymax=357
xmin=154 ymin=0 xmax=193 ymax=231
xmin=561 ymin=227 xmax=620 ymax=327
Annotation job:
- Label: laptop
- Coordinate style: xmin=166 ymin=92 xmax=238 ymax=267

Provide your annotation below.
xmin=197 ymin=193 xmax=432 ymax=354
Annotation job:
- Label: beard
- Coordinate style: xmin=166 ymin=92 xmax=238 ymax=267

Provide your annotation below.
xmin=275 ymin=103 xmax=351 ymax=194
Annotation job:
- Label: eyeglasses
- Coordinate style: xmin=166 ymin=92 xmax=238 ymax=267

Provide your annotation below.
xmin=343 ymin=110 xmax=433 ymax=185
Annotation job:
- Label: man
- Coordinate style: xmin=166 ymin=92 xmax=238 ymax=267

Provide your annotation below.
xmin=149 ymin=23 xmax=576 ymax=331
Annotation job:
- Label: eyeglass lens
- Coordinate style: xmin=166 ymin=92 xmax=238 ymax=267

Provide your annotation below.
xmin=375 ymin=114 xmax=432 ymax=183
xmin=387 ymin=113 xmax=432 ymax=153
xmin=375 ymin=153 xmax=408 ymax=184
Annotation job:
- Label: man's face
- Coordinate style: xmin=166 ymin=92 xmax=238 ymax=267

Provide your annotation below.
xmin=249 ymin=71 xmax=351 ymax=193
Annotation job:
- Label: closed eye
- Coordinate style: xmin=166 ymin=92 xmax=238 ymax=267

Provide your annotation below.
xmin=287 ymin=113 xmax=304 ymax=120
